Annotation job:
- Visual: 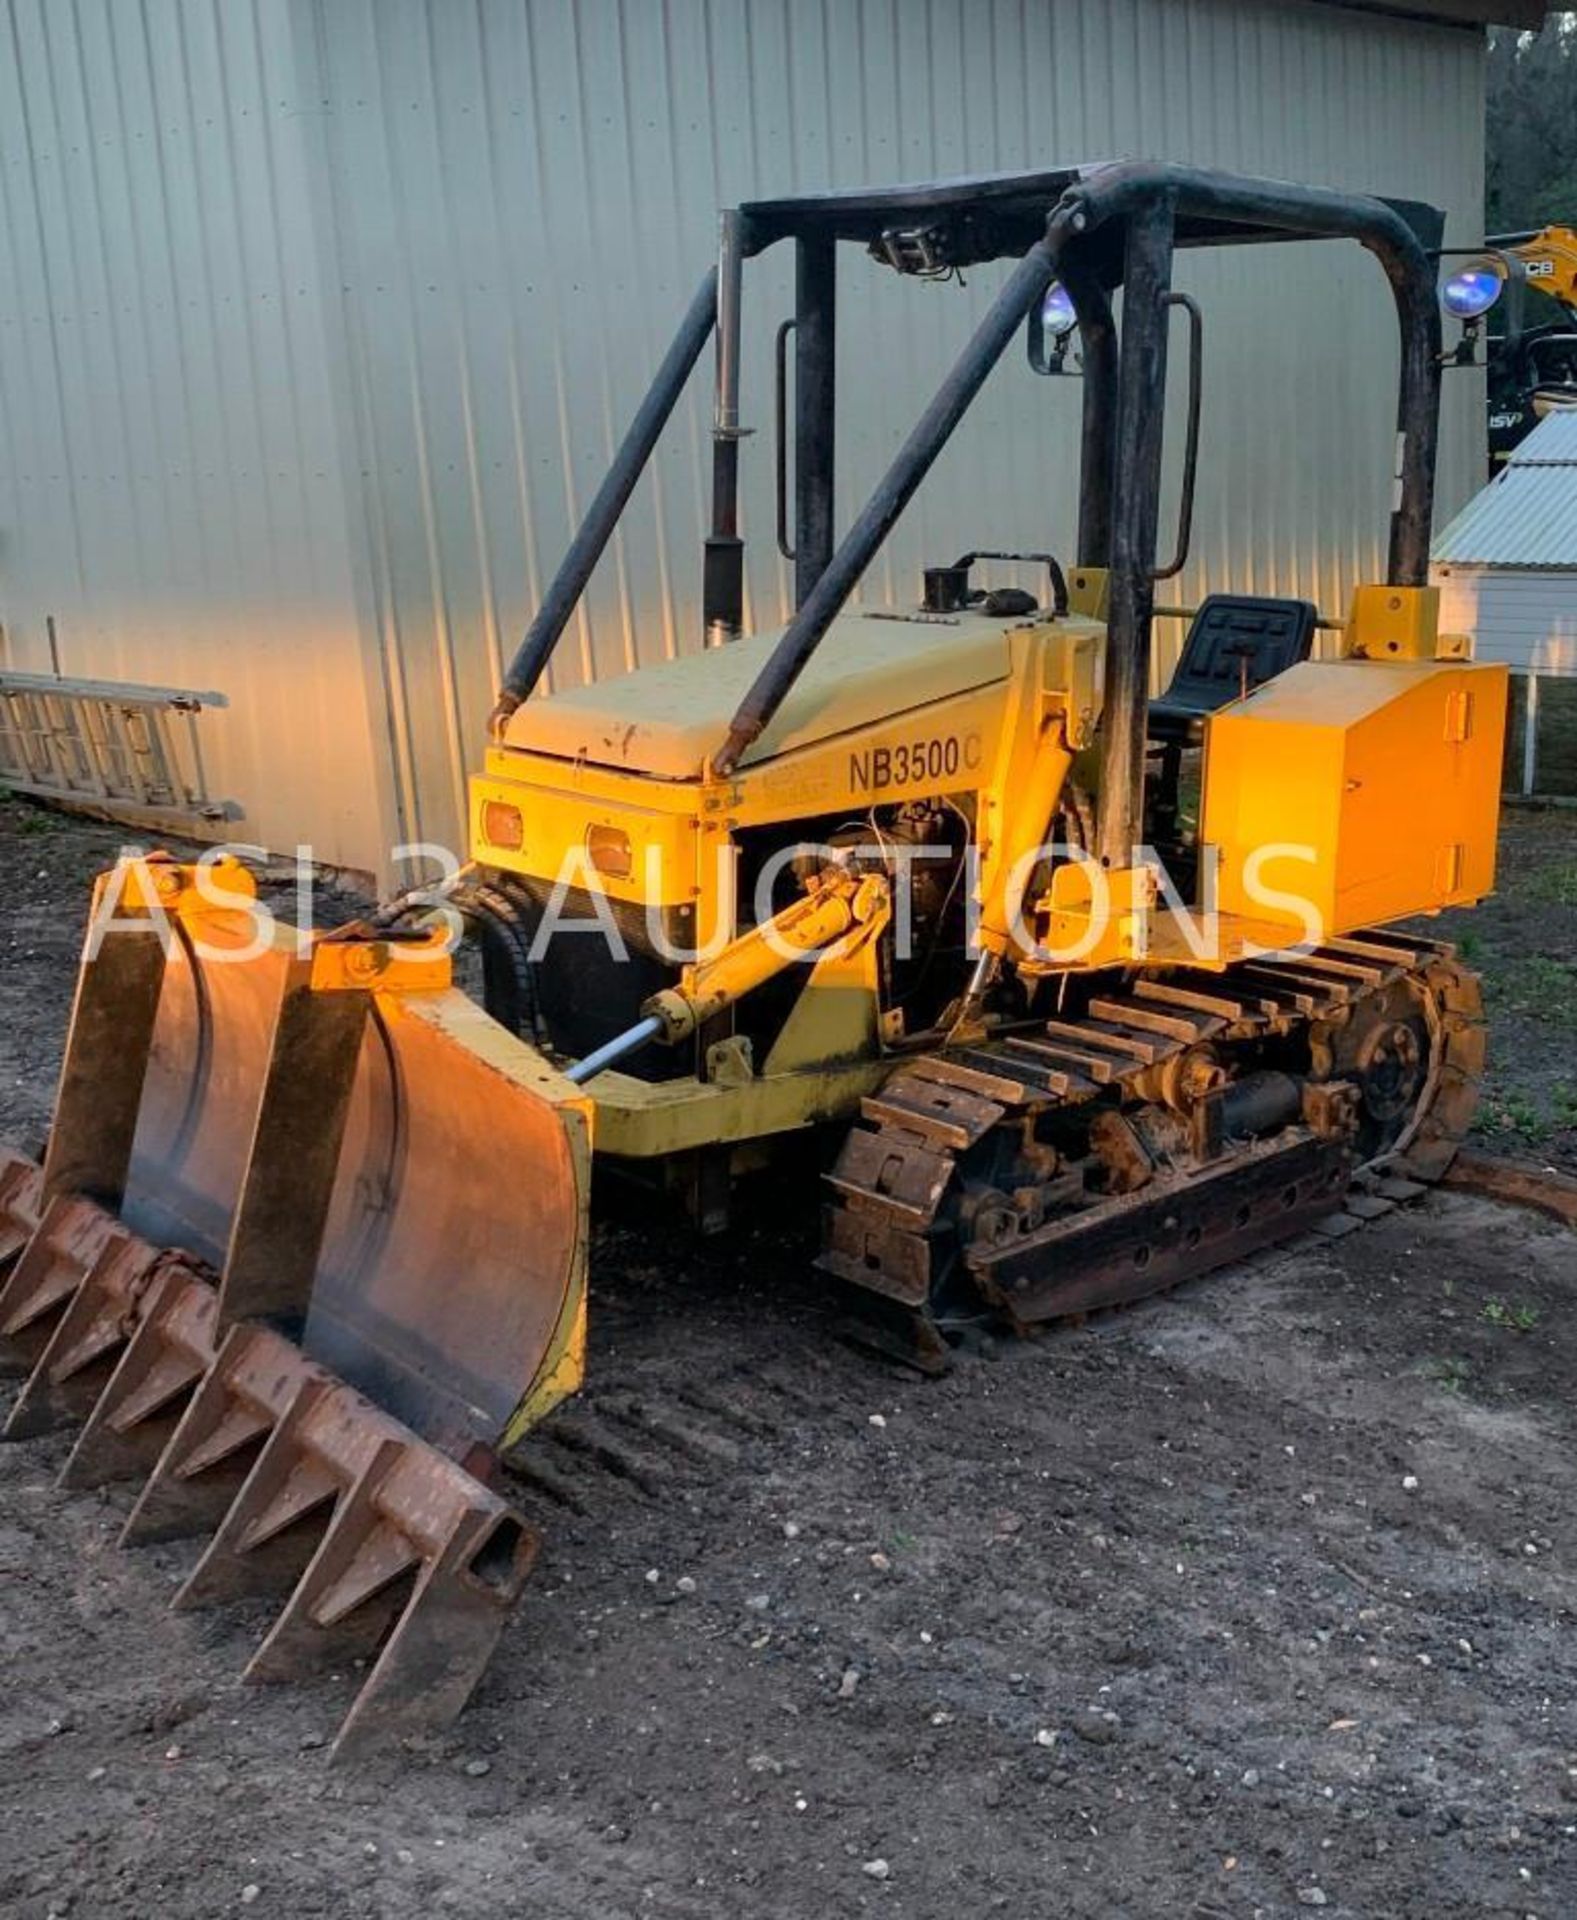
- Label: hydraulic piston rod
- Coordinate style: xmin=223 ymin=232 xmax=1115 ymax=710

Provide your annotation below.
xmin=566 ymin=875 xmax=889 ymax=1085
xmin=565 ymin=1015 xmax=665 ymax=1086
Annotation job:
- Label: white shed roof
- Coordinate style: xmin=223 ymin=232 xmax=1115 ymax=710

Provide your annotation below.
xmin=1433 ymin=411 xmax=1577 ymax=571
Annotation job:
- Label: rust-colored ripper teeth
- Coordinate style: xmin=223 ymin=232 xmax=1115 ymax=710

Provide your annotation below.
xmin=0 ymin=1169 xmax=539 ymax=1759
xmin=0 ymin=1194 xmax=123 ymax=1376
xmin=148 ymin=1325 xmax=540 ymax=1761
xmin=130 ymin=1324 xmax=335 ymax=1551
xmin=5 ymin=1232 xmax=167 ymax=1441
xmin=63 ymin=1263 xmax=221 ymax=1493
xmin=0 ymin=1148 xmax=43 ymax=1279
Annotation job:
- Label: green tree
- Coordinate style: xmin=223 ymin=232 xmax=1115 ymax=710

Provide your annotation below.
xmin=1487 ymin=15 xmax=1577 ymax=234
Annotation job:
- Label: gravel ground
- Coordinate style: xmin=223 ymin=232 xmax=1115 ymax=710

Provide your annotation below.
xmin=0 ymin=796 xmax=1574 ymax=1920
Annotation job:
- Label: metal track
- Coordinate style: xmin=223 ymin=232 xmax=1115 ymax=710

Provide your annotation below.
xmin=819 ymin=933 xmax=1485 ymax=1362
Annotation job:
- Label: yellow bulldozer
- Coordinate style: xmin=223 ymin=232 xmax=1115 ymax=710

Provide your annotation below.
xmin=0 ymin=163 xmax=1507 ymax=1757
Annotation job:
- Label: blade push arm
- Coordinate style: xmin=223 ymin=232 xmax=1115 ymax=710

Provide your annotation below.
xmin=566 ymin=871 xmax=890 ymax=1084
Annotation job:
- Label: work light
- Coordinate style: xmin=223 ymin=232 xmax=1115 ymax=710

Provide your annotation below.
xmin=1039 ymin=280 xmax=1078 ymax=337
xmin=1440 ymin=261 xmax=1505 ymax=321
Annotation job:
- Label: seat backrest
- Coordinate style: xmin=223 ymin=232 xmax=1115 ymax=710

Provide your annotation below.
xmin=1160 ymin=595 xmax=1318 ymax=714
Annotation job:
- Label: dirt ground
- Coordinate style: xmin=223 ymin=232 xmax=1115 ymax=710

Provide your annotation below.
xmin=1 ymin=797 xmax=1575 ymax=1920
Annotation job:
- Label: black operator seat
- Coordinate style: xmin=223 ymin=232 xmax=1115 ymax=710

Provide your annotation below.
xmin=1148 ymin=594 xmax=1319 ymax=746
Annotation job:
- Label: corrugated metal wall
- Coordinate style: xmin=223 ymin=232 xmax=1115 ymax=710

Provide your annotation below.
xmin=0 ymin=0 xmax=393 ymax=868
xmin=0 ymin=0 xmax=1486 ymax=874
xmin=297 ymin=0 xmax=1487 ymax=862
xmin=1437 ymin=572 xmax=1577 ymax=674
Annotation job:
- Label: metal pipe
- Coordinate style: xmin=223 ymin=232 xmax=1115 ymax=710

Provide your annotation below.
xmin=493 ymin=268 xmax=717 ymax=722
xmin=704 ymin=210 xmax=747 ymax=646
xmin=1095 ymin=196 xmax=1175 ymax=871
xmin=714 ymin=242 xmax=1057 ymax=776
xmin=948 ymin=948 xmax=1000 ymax=1035
xmin=1049 ymin=163 xmax=1442 ymax=586
xmin=714 ymin=211 xmax=744 ymax=439
xmin=1152 ymin=291 xmax=1204 ymax=583
xmin=1059 ymin=253 xmax=1118 ymax=569
xmin=774 ymin=318 xmax=797 ymax=560
xmin=1388 ymin=286 xmax=1443 ymax=586
xmin=564 ymin=1014 xmax=664 ymax=1086
xmin=794 ymin=234 xmax=837 ymax=606
xmin=954 ymin=549 xmax=1069 ymax=617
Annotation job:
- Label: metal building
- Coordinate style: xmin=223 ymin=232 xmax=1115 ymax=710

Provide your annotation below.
xmin=1435 ymin=408 xmax=1577 ymax=795
xmin=0 ymin=0 xmax=1540 ymax=877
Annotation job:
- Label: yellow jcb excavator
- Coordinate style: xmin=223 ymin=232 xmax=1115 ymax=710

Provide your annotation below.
xmin=0 ymin=163 xmax=1507 ymax=1756
xmin=1439 ymin=221 xmax=1577 ymax=466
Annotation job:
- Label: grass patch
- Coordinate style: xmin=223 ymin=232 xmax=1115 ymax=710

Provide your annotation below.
xmin=1476 ymin=1087 xmax=1550 ymax=1141
xmin=13 ymin=811 xmax=65 ymax=837
xmin=1482 ymin=954 xmax=1577 ymax=1031
xmin=1482 ymin=1298 xmax=1540 ymax=1333
xmin=1509 ymin=860 xmax=1577 ymax=909
xmin=1427 ymin=1356 xmax=1473 ymax=1395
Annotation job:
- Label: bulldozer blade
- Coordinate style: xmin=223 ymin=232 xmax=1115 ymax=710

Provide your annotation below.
xmin=3 ymin=1181 xmax=538 ymax=1757
xmin=0 ymin=857 xmax=591 ymax=1751
xmin=297 ymin=984 xmax=591 ymax=1449
xmin=64 ymin=887 xmax=595 ymax=1452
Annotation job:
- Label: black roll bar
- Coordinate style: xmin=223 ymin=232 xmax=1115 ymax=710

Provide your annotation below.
xmin=794 ymin=234 xmax=838 ymax=605
xmin=493 ymin=268 xmax=718 ymax=725
xmin=712 ymin=161 xmax=1442 ymax=779
xmin=1096 ymin=193 xmax=1176 ymax=868
xmin=1061 ymin=251 xmax=1118 ymax=569
xmin=711 ymin=240 xmax=1057 ymax=774
xmin=491 ymin=163 xmax=1443 ymax=791
xmin=1068 ymin=162 xmax=1442 ymax=584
